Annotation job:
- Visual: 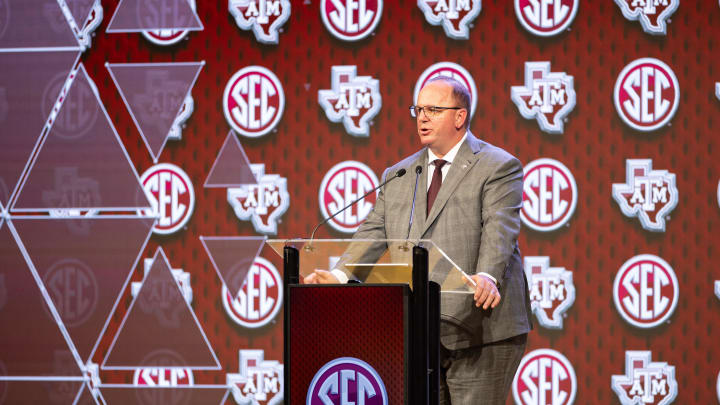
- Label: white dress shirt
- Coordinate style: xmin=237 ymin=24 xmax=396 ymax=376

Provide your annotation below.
xmin=332 ymin=132 xmax=497 ymax=286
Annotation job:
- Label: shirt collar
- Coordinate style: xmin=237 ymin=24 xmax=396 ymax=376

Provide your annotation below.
xmin=427 ymin=132 xmax=468 ymax=165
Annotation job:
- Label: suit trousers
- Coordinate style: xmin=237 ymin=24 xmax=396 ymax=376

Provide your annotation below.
xmin=438 ymin=333 xmax=527 ymax=405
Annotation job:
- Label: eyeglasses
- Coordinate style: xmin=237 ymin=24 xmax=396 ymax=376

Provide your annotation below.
xmin=409 ymin=105 xmax=462 ymax=118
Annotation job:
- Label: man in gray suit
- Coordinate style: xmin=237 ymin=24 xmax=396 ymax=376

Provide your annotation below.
xmin=307 ymin=76 xmax=532 ymax=404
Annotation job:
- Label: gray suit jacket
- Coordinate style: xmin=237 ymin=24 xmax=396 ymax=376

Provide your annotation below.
xmin=349 ymin=132 xmax=532 ymax=350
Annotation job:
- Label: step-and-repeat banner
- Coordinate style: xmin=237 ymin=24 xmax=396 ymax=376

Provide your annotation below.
xmin=0 ymin=0 xmax=719 ymax=404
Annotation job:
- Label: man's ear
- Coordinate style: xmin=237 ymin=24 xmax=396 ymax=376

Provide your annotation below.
xmin=455 ymin=109 xmax=468 ymax=130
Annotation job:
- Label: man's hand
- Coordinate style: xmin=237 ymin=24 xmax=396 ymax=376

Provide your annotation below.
xmin=471 ymin=274 xmax=501 ymax=309
xmin=303 ymin=269 xmax=340 ymax=284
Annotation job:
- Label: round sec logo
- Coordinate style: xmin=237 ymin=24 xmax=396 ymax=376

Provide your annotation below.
xmin=141 ymin=0 xmax=196 ymax=45
xmin=513 ymin=348 xmax=576 ymax=405
xmin=44 ymin=258 xmax=98 ymax=328
xmin=223 ymin=66 xmax=285 ymax=138
xmin=414 ymin=62 xmax=477 ymax=119
xmin=613 ymin=254 xmax=679 ymax=329
xmin=138 ymin=163 xmax=195 ymax=235
xmin=307 ymin=357 xmax=388 ymax=405
xmin=320 ymin=0 xmax=383 ymax=41
xmin=521 ymin=158 xmax=577 ymax=232
xmin=318 ymin=161 xmax=379 ymax=233
xmin=514 ymin=0 xmax=578 ymax=37
xmin=614 ymin=58 xmax=679 ymax=132
xmin=222 ymin=256 xmax=283 ymax=329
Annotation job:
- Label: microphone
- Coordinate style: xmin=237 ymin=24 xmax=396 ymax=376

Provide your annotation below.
xmin=309 ymin=168 xmax=407 ymax=242
xmin=406 ymin=165 xmax=423 ymax=239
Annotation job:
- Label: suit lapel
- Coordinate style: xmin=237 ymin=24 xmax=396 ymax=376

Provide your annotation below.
xmin=408 ymin=152 xmax=428 ymax=239
xmin=420 ymin=134 xmax=483 ymax=237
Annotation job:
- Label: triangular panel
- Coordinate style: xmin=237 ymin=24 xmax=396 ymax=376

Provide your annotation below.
xmin=100 ymin=386 xmax=228 ymax=405
xmin=0 ymin=51 xmax=79 ymax=207
xmin=102 ymin=248 xmax=219 ymax=370
xmin=0 ymin=0 xmax=79 ymax=50
xmin=13 ymin=216 xmax=154 ymax=362
xmin=200 ymin=236 xmax=265 ymax=298
xmin=0 ymin=221 xmax=81 ymax=377
xmin=106 ymin=0 xmax=203 ymax=32
xmin=0 ymin=380 xmax=84 ymax=404
xmin=204 ymin=131 xmax=257 ymax=188
xmin=13 ymin=64 xmax=151 ymax=212
xmin=106 ymin=62 xmax=204 ymax=162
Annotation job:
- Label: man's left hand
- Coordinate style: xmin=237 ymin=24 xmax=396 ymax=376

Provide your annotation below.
xmin=471 ymin=274 xmax=501 ymax=309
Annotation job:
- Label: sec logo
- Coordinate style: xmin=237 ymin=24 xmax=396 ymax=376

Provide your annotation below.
xmin=613 ymin=254 xmax=678 ymax=329
xmin=514 ymin=0 xmax=578 ymax=37
xmin=521 ymin=158 xmax=577 ymax=232
xmin=44 ymin=258 xmax=98 ymax=328
xmin=614 ymin=58 xmax=679 ymax=132
xmin=320 ymin=0 xmax=383 ymax=41
xmin=318 ymin=161 xmax=379 ymax=233
xmin=223 ymin=66 xmax=285 ymax=138
xmin=141 ymin=0 xmax=197 ymax=45
xmin=138 ymin=163 xmax=195 ymax=235
xmin=222 ymin=256 xmax=283 ymax=329
xmin=512 ymin=348 xmax=576 ymax=405
xmin=307 ymin=357 xmax=387 ymax=405
xmin=414 ymin=62 xmax=477 ymax=119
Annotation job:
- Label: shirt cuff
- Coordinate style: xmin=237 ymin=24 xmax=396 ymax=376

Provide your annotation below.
xmin=331 ymin=269 xmax=349 ymax=284
xmin=477 ymin=272 xmax=498 ymax=286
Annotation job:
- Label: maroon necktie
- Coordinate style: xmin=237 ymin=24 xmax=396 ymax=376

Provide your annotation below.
xmin=427 ymin=159 xmax=447 ymax=216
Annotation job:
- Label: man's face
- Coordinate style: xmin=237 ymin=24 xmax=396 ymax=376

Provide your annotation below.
xmin=416 ymin=81 xmax=465 ymax=154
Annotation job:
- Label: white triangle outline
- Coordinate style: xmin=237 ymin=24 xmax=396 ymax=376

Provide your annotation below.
xmin=105 ymin=0 xmax=204 ymax=33
xmin=199 ymin=235 xmax=266 ymax=297
xmin=101 ymin=247 xmax=221 ymax=370
xmin=11 ymin=63 xmax=153 ymax=212
xmin=2 ymin=51 xmax=81 ymax=211
xmin=106 ymin=61 xmax=205 ymax=163
xmin=203 ymin=130 xmax=258 ymax=188
xmin=9 ymin=215 xmax=155 ymax=364
xmin=0 ymin=218 xmax=84 ymax=379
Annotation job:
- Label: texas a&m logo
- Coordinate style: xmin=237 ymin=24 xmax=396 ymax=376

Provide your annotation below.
xmin=715 ymin=280 xmax=720 ymax=300
xmin=512 ymin=348 xmax=577 ymax=405
xmin=511 ymin=62 xmax=575 ymax=134
xmin=524 ymin=256 xmax=575 ymax=329
xmin=613 ymin=254 xmax=678 ymax=329
xmin=318 ymin=66 xmax=381 ymax=137
xmin=227 ymin=350 xmax=283 ymax=405
xmin=614 ymin=0 xmax=679 ymax=35
xmin=414 ymin=62 xmax=477 ymax=119
xmin=224 ymin=66 xmax=285 ymax=138
xmin=223 ymin=256 xmax=283 ymax=329
xmin=514 ymin=0 xmax=578 ymax=37
xmin=227 ymin=163 xmax=289 ymax=235
xmin=141 ymin=0 xmax=197 ymax=45
xmin=307 ymin=357 xmax=388 ymax=405
xmin=138 ymin=163 xmax=195 ymax=235
xmin=612 ymin=159 xmax=678 ymax=232
xmin=318 ymin=161 xmax=379 ymax=233
xmin=611 ymin=351 xmax=677 ymax=405
xmin=417 ymin=0 xmax=482 ymax=40
xmin=614 ymin=58 xmax=679 ymax=132
xmin=229 ymin=0 xmax=291 ymax=44
xmin=521 ymin=158 xmax=577 ymax=232
xmin=320 ymin=0 xmax=383 ymax=41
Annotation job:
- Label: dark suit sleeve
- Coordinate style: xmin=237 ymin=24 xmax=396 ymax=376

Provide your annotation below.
xmin=333 ymin=168 xmax=390 ymax=280
xmin=476 ymin=157 xmax=523 ymax=283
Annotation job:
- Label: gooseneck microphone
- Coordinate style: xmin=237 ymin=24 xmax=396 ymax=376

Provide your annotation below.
xmin=406 ymin=165 xmax=423 ymax=239
xmin=309 ymin=168 xmax=407 ymax=242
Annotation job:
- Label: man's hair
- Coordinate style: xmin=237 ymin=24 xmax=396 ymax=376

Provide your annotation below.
xmin=425 ymin=76 xmax=471 ymax=128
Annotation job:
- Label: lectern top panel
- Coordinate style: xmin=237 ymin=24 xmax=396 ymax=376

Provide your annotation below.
xmin=267 ymin=239 xmax=475 ymax=293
